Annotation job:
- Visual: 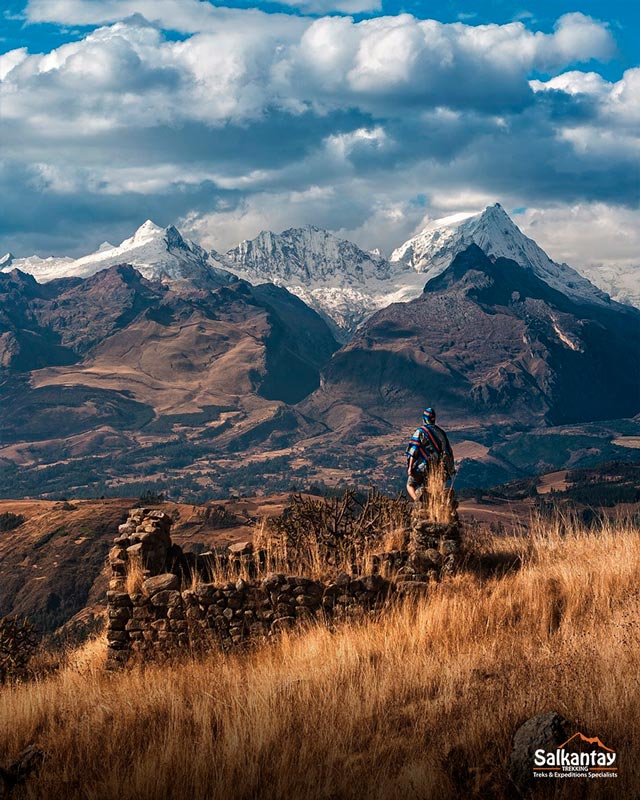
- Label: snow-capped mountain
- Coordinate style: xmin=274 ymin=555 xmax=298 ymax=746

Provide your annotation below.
xmin=3 ymin=206 xmax=630 ymax=338
xmin=215 ymin=209 xmax=618 ymax=334
xmin=391 ymin=204 xmax=611 ymax=307
xmin=222 ymin=226 xmax=395 ymax=283
xmin=1 ymin=221 xmax=231 ymax=286
xmin=216 ymin=226 xmax=426 ymax=336
xmin=576 ymin=262 xmax=640 ymax=309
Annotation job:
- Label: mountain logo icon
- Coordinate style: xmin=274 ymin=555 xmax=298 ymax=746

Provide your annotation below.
xmin=558 ymin=732 xmax=615 ymax=752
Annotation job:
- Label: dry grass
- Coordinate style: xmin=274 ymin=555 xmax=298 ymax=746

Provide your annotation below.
xmin=417 ymin=461 xmax=457 ymax=524
xmin=1 ymin=516 xmax=639 ymax=799
xmin=124 ymin=555 xmax=145 ymax=595
xmin=206 ymin=490 xmax=412 ymax=584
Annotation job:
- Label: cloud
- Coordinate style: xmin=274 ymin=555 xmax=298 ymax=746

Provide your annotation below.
xmin=531 ymin=67 xmax=640 ymax=160
xmin=4 ymin=10 xmax=617 ymax=137
xmin=25 ymin=0 xmax=229 ymax=33
xmin=1 ymin=5 xmax=637 ymax=274
xmin=517 ymin=203 xmax=640 ymax=271
xmin=278 ymin=0 xmax=382 ymax=13
xmin=0 ymin=47 xmax=28 ymax=79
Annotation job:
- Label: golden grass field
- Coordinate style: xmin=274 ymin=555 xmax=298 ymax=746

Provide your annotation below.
xmin=1 ymin=513 xmax=639 ymax=800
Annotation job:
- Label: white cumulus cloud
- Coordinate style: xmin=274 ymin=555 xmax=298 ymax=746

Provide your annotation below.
xmin=0 ymin=4 xmax=636 ymax=273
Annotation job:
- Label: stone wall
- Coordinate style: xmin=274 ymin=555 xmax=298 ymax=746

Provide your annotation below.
xmin=106 ymin=505 xmax=462 ymax=668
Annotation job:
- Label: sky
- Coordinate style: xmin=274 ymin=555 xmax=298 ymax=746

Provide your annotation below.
xmin=0 ymin=0 xmax=638 ymax=274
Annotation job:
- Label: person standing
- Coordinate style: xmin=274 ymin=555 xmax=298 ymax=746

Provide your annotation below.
xmin=405 ymin=407 xmax=455 ymax=501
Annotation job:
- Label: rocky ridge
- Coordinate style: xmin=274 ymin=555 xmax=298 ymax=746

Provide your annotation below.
xmin=307 ymin=244 xmax=640 ymax=428
xmin=215 ymin=225 xmax=423 ymax=337
xmin=3 ymin=220 xmax=233 ymax=287
xmin=7 ymin=204 xmax=630 ymax=338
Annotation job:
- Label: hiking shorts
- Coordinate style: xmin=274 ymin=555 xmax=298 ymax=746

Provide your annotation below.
xmin=407 ymin=469 xmax=426 ymax=490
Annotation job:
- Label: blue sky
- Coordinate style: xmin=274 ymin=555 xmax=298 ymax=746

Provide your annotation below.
xmin=0 ymin=0 xmax=638 ymax=270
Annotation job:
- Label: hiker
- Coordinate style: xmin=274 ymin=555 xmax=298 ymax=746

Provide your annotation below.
xmin=405 ymin=407 xmax=455 ymax=501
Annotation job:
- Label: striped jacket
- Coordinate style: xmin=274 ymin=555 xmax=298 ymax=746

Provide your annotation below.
xmin=406 ymin=423 xmax=454 ymax=475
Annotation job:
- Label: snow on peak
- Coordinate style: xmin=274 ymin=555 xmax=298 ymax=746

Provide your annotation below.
xmin=391 ymin=204 xmax=610 ymax=307
xmin=1 ymin=223 xmax=231 ymax=286
xmin=223 ymin=225 xmax=398 ymax=285
xmin=122 ymin=219 xmax=165 ymax=247
xmin=218 ymin=226 xmax=420 ymax=335
xmin=0 ymin=253 xmax=13 ymax=268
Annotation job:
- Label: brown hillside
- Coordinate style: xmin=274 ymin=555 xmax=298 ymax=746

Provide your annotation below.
xmin=0 ymin=495 xmax=294 ymax=634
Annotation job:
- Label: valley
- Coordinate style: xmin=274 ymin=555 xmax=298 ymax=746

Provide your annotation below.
xmin=0 ymin=205 xmax=638 ymax=501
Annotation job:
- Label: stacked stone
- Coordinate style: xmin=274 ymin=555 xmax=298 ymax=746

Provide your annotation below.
xmin=106 ymin=508 xmax=176 ymax=668
xmin=127 ymin=573 xmax=188 ymax=656
xmin=104 ymin=504 xmax=461 ymax=668
xmin=321 ymin=572 xmax=391 ymax=617
xmin=105 ymin=588 xmax=132 ymax=667
xmin=260 ymin=574 xmax=325 ymax=630
xmin=397 ymin=519 xmax=462 ymax=589
xmin=182 ymin=578 xmax=267 ymax=649
xmin=109 ymin=508 xmax=172 ymax=577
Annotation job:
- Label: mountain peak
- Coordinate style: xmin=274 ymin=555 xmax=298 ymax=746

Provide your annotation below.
xmin=219 ymin=225 xmax=412 ymax=334
xmin=479 ymin=202 xmax=509 ymax=221
xmin=0 ymin=253 xmax=13 ymax=268
xmin=164 ymin=224 xmax=187 ymax=249
xmin=132 ymin=219 xmax=164 ymax=242
xmin=3 ymin=221 xmax=232 ymax=287
xmin=223 ymin=225 xmax=393 ymax=282
xmin=391 ymin=203 xmax=610 ymax=307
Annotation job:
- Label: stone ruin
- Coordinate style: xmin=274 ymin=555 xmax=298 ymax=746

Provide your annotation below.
xmin=106 ymin=498 xmax=462 ymax=668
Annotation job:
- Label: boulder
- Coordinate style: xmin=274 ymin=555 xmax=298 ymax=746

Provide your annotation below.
xmin=507 ymin=712 xmax=572 ymax=793
xmin=228 ymin=541 xmax=253 ymax=555
xmin=142 ymin=573 xmax=180 ymax=596
xmin=106 ymin=591 xmax=132 ymax=607
xmin=150 ymin=590 xmax=181 ymax=607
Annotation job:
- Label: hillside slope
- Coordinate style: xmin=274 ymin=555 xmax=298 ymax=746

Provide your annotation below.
xmin=2 ymin=516 xmax=639 ymax=799
xmin=306 ymin=245 xmax=640 ymax=430
xmin=0 ymin=266 xmax=338 ymax=498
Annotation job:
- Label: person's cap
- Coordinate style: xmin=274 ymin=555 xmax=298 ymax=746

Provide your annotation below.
xmin=423 ymin=407 xmax=436 ymax=423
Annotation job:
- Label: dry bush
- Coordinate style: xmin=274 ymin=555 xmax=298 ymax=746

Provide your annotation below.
xmin=0 ymin=512 xmax=25 ymax=532
xmin=3 ymin=515 xmax=639 ymax=800
xmin=414 ymin=460 xmax=457 ymax=523
xmin=0 ymin=617 xmax=38 ymax=683
xmin=252 ymin=489 xmax=411 ymax=580
xmin=202 ymin=489 xmax=411 ymax=585
xmin=193 ymin=505 xmax=239 ymax=529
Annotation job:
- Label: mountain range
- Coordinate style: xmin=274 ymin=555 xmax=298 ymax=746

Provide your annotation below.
xmin=0 ymin=205 xmax=638 ymax=499
xmin=1 ymin=220 xmax=230 ymax=289
xmin=3 ymin=204 xmax=637 ymax=337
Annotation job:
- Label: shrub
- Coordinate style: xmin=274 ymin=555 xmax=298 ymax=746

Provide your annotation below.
xmin=138 ymin=490 xmax=166 ymax=505
xmin=255 ymin=488 xmax=411 ymax=578
xmin=0 ymin=616 xmax=38 ymax=682
xmin=0 ymin=511 xmax=26 ymax=532
xmin=195 ymin=505 xmax=239 ymax=529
